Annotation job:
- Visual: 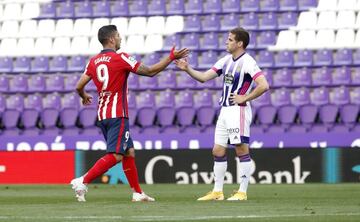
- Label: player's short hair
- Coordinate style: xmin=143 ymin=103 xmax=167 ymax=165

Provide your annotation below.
xmin=98 ymin=25 xmax=118 ymax=45
xmin=230 ymin=27 xmax=250 ymax=49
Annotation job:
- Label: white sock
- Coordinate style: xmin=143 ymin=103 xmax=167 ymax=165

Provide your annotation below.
xmin=213 ymin=161 xmax=227 ymax=192
xmin=238 ymin=160 xmax=252 ymax=193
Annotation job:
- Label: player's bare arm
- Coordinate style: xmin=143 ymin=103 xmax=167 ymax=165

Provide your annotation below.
xmin=175 ymin=58 xmax=218 ymax=83
xmin=136 ymin=46 xmax=189 ymax=77
xmin=229 ymin=75 xmax=269 ymax=105
xmin=76 ymin=74 xmax=93 ymax=105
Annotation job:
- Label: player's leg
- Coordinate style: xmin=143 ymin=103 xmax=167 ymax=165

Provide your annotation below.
xmin=123 ymin=145 xmax=155 ymax=201
xmin=70 ymin=118 xmax=125 ymax=202
xmin=227 ymin=106 xmax=252 ymax=201
xmin=198 ymin=109 xmax=227 ymax=201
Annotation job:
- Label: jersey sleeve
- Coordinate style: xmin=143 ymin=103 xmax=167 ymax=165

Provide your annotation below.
xmin=211 ymin=56 xmax=228 ymax=76
xmin=120 ymin=52 xmax=141 ymax=73
xmin=245 ymin=57 xmax=263 ymax=80
xmin=84 ymin=61 xmax=94 ymax=78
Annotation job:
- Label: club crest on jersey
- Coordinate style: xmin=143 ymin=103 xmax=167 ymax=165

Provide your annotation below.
xmin=224 ymin=73 xmax=234 ymax=86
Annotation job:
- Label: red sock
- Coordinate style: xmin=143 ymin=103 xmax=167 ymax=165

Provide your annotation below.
xmin=83 ymin=154 xmax=117 ymax=184
xmin=123 ymin=156 xmax=142 ymax=193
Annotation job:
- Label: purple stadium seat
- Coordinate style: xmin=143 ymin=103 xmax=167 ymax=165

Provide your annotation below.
xmin=201 ymin=32 xmax=219 ymax=50
xmin=58 ymin=1 xmax=75 ymax=18
xmin=252 ymin=92 xmax=276 ymax=125
xmin=204 ymin=0 xmax=222 ymax=13
xmin=331 ymin=86 xmax=350 ymax=105
xmin=128 ymin=74 xmax=139 ymax=89
xmin=25 ymin=94 xmax=43 ymax=111
xmin=338 ymin=95 xmax=359 ymax=125
xmin=0 ymin=57 xmax=13 ymax=73
xmin=259 ymin=12 xmax=278 ymax=30
xmin=177 ymin=72 xmax=197 ymax=89
xmin=39 ymin=2 xmax=56 ymax=19
xmin=292 ymin=68 xmax=312 ymax=87
xmin=261 ymin=0 xmax=279 ymax=11
xmin=46 ymin=75 xmax=65 ymax=92
xmin=129 ymin=0 xmax=147 ymax=16
xmin=2 ymin=110 xmax=21 ymax=136
xmin=176 ymin=91 xmax=196 ymax=126
xmin=186 ymin=51 xmax=199 ymax=68
xmin=0 ymin=75 xmax=9 ymax=92
xmin=141 ymin=126 xmax=161 ymax=134
xmin=43 ymin=93 xmax=61 ymax=110
xmin=278 ymin=12 xmax=298 ymax=29
xmin=142 ymin=53 xmax=160 ymax=66
xmin=267 ymin=125 xmax=286 ymax=133
xmin=352 ymin=68 xmax=360 ymax=85
xmin=275 ymin=51 xmax=294 ymax=67
xmin=79 ymin=107 xmax=97 ymax=127
xmin=196 ymin=91 xmax=215 ymax=126
xmin=257 ymin=51 xmax=274 ymax=68
xmin=314 ymin=49 xmax=333 ymax=66
xmin=167 ymin=0 xmax=185 ymax=15
xmin=64 ymin=74 xmax=81 ymax=92
xmin=185 ymin=0 xmax=203 ymax=14
xmin=93 ymin=0 xmax=111 ymax=17
xmin=294 ymin=50 xmax=313 ymax=67
xmin=252 ymin=91 xmax=271 ymax=108
xmin=247 ymin=31 xmax=257 ymax=49
xmin=353 ymin=49 xmax=360 ymax=65
xmin=333 ymin=49 xmax=353 ymax=66
xmin=262 ymin=69 xmax=273 ymax=86
xmin=350 ymin=88 xmax=360 ymax=105
xmin=181 ymin=126 xmax=201 ymax=134
xmin=332 ymin=67 xmax=351 ymax=85
xmin=50 ymin=56 xmax=68 ymax=72
xmin=198 ymin=51 xmax=218 ymax=69
xmin=6 ymin=94 xmax=24 ymax=112
xmin=312 ymin=67 xmax=332 ymax=86
xmin=128 ymin=92 xmax=137 ymax=126
xmin=279 ymin=0 xmax=298 ymax=11
xmin=157 ymin=71 xmax=177 ymax=89
xmin=241 ymin=0 xmax=259 ymax=12
xmin=272 ymin=88 xmax=297 ymax=125
xmin=40 ymin=108 xmax=60 ymax=135
xmin=163 ymin=34 xmax=181 ymax=51
xmin=312 ymin=87 xmax=338 ymax=125
xmin=137 ymin=92 xmax=156 ymax=127
xmin=148 ymin=0 xmax=166 ymax=15
xmin=272 ymin=68 xmax=292 ymax=87
xmin=68 ymin=56 xmax=86 ymax=72
xmin=157 ymin=91 xmax=176 ymax=126
xmin=0 ymin=95 xmax=5 ymax=113
xmin=31 ymin=56 xmax=49 ymax=73
xmin=298 ymin=0 xmax=318 ymax=10
xmin=75 ymin=1 xmax=93 ymax=18
xmin=62 ymin=93 xmax=80 ymax=110
xmin=257 ymin=31 xmax=276 ymax=48
xmin=9 ymin=75 xmax=28 ymax=93
xmin=291 ymin=88 xmax=317 ymax=126
xmin=311 ymin=87 xmax=330 ymax=106
xmin=110 ymin=0 xmax=129 ymax=16
xmin=138 ymin=76 xmax=158 ymax=90
xmin=202 ymin=14 xmax=221 ymax=32
xmin=242 ymin=12 xmax=259 ymax=30
xmin=183 ymin=15 xmax=201 ymax=32
xmin=21 ymin=109 xmax=39 ymax=130
xmin=13 ymin=57 xmax=31 ymax=73
xmin=28 ymin=75 xmax=46 ymax=93
xmin=222 ymin=0 xmax=240 ymax=13
xmin=60 ymin=107 xmax=78 ymax=129
xmin=221 ymin=13 xmax=239 ymax=31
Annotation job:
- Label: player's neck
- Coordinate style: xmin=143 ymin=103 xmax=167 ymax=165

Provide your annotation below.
xmin=232 ymin=49 xmax=245 ymax=60
xmin=103 ymin=45 xmax=116 ymax=51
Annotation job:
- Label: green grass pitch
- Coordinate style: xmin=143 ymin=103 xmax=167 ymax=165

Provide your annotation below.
xmin=0 ymin=184 xmax=359 ymax=222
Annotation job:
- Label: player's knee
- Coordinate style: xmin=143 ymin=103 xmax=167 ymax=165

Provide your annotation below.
xmin=212 ymin=148 xmax=225 ymax=157
xmin=113 ymin=153 xmax=123 ymax=162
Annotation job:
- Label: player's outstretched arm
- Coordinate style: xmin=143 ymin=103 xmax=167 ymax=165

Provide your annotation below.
xmin=76 ymin=74 xmax=93 ymax=105
xmin=175 ymin=58 xmax=217 ymax=83
xmin=136 ymin=46 xmax=189 ymax=77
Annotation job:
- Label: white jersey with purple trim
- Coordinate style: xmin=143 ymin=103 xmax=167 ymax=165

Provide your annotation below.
xmin=211 ymin=52 xmax=262 ymax=107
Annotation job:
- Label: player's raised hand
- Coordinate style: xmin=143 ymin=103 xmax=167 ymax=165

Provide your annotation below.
xmin=82 ymin=93 xmax=93 ymax=105
xmin=174 ymin=58 xmax=189 ymax=71
xmin=169 ymin=45 xmax=189 ymax=60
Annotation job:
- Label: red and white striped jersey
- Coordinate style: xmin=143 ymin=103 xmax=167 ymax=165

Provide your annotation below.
xmin=85 ymin=49 xmax=140 ymax=121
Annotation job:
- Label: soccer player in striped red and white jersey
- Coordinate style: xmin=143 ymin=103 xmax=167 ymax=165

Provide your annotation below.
xmin=71 ymin=25 xmax=189 ymax=202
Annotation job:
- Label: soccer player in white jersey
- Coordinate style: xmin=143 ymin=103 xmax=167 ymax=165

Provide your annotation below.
xmin=175 ymin=27 xmax=269 ymax=201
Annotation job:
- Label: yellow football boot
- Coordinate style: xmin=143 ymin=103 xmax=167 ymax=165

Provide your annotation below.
xmin=227 ymin=191 xmax=247 ymax=201
xmin=197 ymin=191 xmax=224 ymax=201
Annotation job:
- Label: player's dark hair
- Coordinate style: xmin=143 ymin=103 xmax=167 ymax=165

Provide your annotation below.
xmin=230 ymin=27 xmax=250 ymax=49
xmin=98 ymin=25 xmax=118 ymax=45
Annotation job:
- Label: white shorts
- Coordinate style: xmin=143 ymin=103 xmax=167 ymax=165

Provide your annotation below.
xmin=214 ymin=105 xmax=252 ymax=147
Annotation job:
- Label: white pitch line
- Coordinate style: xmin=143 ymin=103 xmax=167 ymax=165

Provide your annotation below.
xmin=0 ymin=213 xmax=360 ymax=221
